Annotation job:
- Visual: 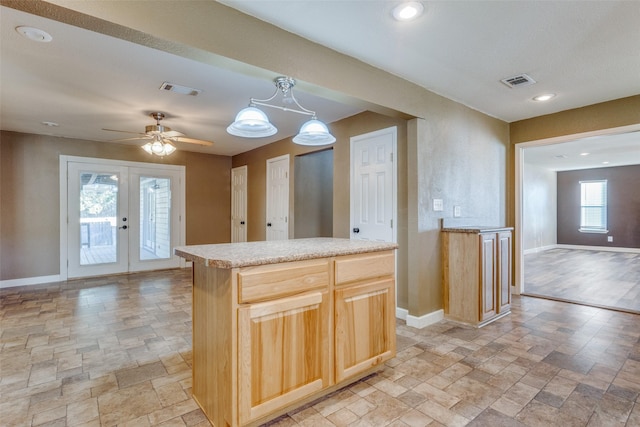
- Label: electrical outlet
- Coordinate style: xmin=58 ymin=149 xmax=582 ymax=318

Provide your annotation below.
xmin=607 ymin=236 xmax=613 ymax=242
xmin=453 ymin=205 xmax=461 ymax=217
xmin=433 ymin=199 xmax=443 ymax=211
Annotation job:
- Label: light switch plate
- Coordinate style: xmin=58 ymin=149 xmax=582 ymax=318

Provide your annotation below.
xmin=433 ymin=199 xmax=443 ymax=211
xmin=607 ymin=236 xmax=613 ymax=242
xmin=453 ymin=205 xmax=461 ymax=217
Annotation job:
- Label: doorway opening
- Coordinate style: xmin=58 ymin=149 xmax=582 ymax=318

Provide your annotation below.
xmin=515 ymin=124 xmax=640 ymax=313
xmin=294 ymin=149 xmax=334 ymax=238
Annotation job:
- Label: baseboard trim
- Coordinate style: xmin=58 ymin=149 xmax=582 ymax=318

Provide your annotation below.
xmin=523 ymin=245 xmax=557 ymax=255
xmin=0 ymin=274 xmax=62 ymax=289
xmin=396 ymin=307 xmax=444 ymax=329
xmin=556 ymin=244 xmax=640 ymax=254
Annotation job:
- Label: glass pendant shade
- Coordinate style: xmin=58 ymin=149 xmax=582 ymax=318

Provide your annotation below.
xmin=292 ymin=119 xmax=336 ymax=146
xmin=227 ymin=106 xmax=277 ymax=138
xmin=142 ymin=138 xmax=176 ymax=157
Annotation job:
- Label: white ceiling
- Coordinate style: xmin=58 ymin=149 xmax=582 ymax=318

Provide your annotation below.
xmin=1 ymin=1 xmax=640 ymax=160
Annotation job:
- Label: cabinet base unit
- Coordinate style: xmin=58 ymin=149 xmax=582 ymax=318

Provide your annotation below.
xmin=442 ymin=227 xmax=513 ymax=327
xmin=175 ymin=238 xmax=397 ymax=427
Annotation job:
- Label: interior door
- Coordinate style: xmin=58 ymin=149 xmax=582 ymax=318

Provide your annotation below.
xmin=67 ymin=162 xmax=129 ymax=278
xmin=231 ymin=165 xmax=248 ymax=242
xmin=266 ymin=155 xmax=289 ymax=241
xmin=350 ymin=127 xmax=396 ymax=242
xmin=66 ymin=160 xmax=183 ymax=278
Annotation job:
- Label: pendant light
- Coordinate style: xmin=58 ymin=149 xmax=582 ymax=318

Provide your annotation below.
xmin=227 ymin=76 xmax=335 ymax=145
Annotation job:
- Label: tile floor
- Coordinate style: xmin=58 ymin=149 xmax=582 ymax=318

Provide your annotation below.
xmin=524 ymin=249 xmax=640 ymax=314
xmin=1 ymin=268 xmax=639 ymax=426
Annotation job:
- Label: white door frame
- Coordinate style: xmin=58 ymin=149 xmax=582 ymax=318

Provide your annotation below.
xmin=349 ymin=126 xmax=398 ymax=244
xmin=513 ymin=123 xmax=640 ymax=295
xmin=231 ymin=165 xmax=248 ymax=243
xmin=59 ymin=155 xmax=186 ymax=280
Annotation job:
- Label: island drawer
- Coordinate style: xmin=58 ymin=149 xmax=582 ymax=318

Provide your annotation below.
xmin=238 ymin=259 xmax=329 ymax=303
xmin=334 ymin=251 xmax=395 ymax=286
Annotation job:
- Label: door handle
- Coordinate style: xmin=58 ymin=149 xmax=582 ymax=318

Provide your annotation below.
xmin=119 ymin=225 xmax=128 ymax=230
xmin=353 ymin=227 xmax=360 ymax=233
xmin=240 ymin=221 xmax=245 ymax=225
xmin=267 ymin=222 xmax=272 ymax=227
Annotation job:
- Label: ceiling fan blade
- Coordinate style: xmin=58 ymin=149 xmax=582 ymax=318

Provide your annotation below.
xmin=111 ymin=136 xmax=151 ymax=142
xmin=163 ymin=130 xmax=185 ymax=138
xmin=173 ymin=136 xmax=214 ymax=146
xmin=102 ymin=128 xmax=146 ymax=136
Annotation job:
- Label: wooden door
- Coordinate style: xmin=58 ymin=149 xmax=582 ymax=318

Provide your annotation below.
xmin=335 ymin=279 xmax=396 ymax=382
xmin=479 ymin=233 xmax=497 ymax=322
xmin=266 ymin=155 xmax=289 ymax=240
xmin=238 ymin=291 xmax=329 ymax=424
xmin=497 ymin=231 xmax=512 ymax=313
xmin=231 ymin=165 xmax=248 ymax=242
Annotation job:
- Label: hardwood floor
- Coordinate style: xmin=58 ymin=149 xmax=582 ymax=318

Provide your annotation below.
xmin=2 ymin=268 xmax=639 ymax=426
xmin=524 ymin=249 xmax=640 ymax=314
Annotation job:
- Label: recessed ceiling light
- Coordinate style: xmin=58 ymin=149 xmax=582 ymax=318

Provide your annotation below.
xmin=42 ymin=121 xmax=59 ymax=127
xmin=392 ymin=2 xmax=424 ymax=21
xmin=580 ymin=152 xmax=590 ymax=156
xmin=602 ymin=161 xmax=610 ymax=164
xmin=16 ymin=26 xmax=52 ymax=43
xmin=532 ymin=93 xmax=556 ymax=102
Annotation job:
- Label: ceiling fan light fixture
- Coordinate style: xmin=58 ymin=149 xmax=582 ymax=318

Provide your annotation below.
xmin=292 ymin=119 xmax=336 ymax=146
xmin=227 ymin=106 xmax=277 ymax=138
xmin=142 ymin=135 xmax=176 ymax=157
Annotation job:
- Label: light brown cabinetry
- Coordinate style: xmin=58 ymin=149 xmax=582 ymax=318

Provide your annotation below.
xmin=443 ymin=227 xmax=512 ymax=327
xmin=334 ymin=252 xmax=396 ymax=382
xmin=186 ymin=247 xmax=396 ymax=427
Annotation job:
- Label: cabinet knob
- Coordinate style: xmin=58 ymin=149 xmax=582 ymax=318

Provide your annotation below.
xmin=353 ymin=227 xmax=360 ymax=233
xmin=267 ymin=222 xmax=272 ymax=227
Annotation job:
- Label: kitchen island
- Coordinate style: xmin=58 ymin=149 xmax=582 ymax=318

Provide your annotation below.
xmin=174 ymin=238 xmax=398 ymax=427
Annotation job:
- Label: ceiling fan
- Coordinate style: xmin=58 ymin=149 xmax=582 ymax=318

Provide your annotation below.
xmin=103 ymin=112 xmax=213 ymax=155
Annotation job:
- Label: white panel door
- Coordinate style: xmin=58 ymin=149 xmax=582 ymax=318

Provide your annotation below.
xmin=266 ymin=155 xmax=289 ymax=241
xmin=350 ymin=127 xmax=396 ymax=243
xmin=231 ymin=165 xmax=248 ymax=243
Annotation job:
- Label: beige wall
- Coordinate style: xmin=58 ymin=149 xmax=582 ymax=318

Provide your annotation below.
xmin=232 ymin=111 xmax=410 ymax=308
xmin=510 ymin=95 xmax=640 ymax=144
xmin=0 ymin=131 xmax=231 ymax=281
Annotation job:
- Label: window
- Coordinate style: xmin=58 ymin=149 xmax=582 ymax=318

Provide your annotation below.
xmin=579 ymin=180 xmax=607 ymax=233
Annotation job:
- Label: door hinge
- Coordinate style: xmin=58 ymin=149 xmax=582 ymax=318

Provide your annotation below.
xmin=390 ymin=152 xmax=393 ymax=162
xmin=390 ymin=219 xmax=393 ymax=228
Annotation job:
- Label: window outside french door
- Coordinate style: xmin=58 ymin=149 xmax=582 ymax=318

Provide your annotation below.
xmin=63 ymin=157 xmax=185 ymax=279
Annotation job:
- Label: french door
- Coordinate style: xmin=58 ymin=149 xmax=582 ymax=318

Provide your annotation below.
xmin=63 ymin=157 xmax=185 ymax=279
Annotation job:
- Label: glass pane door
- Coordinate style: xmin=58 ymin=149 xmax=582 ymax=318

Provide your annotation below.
xmin=128 ymin=168 xmax=182 ymax=272
xmin=68 ymin=163 xmax=129 ymax=278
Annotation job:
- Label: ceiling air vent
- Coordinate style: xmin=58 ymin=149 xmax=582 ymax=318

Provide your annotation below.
xmin=160 ymin=81 xmax=202 ymax=96
xmin=500 ymin=74 xmax=536 ymax=88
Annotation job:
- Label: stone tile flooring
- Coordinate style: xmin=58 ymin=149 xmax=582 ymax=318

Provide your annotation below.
xmin=524 ymin=249 xmax=640 ymax=314
xmin=1 ymin=268 xmax=639 ymax=426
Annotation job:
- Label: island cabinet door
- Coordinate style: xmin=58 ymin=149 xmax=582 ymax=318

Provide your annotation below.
xmin=238 ymin=290 xmax=330 ymax=425
xmin=335 ymin=278 xmax=396 ymax=382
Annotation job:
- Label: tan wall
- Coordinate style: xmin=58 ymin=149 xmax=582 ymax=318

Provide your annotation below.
xmin=510 ymin=96 xmax=640 ymax=144
xmin=0 ymin=131 xmax=231 ymax=280
xmin=232 ymin=112 xmax=411 ymax=308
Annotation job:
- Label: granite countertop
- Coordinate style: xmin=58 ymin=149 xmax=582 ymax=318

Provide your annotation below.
xmin=174 ymin=238 xmax=398 ymax=269
xmin=441 ymin=226 xmax=514 ymax=233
